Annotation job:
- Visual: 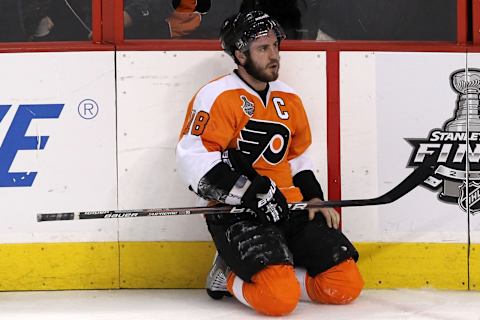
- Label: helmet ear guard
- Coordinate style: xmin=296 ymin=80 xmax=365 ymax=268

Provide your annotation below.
xmin=219 ymin=11 xmax=286 ymax=58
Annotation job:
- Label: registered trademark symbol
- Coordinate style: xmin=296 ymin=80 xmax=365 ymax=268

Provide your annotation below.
xmin=78 ymin=99 xmax=99 ymax=119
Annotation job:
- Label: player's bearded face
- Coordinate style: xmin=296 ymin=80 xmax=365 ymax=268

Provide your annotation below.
xmin=242 ymin=31 xmax=280 ymax=82
xmin=243 ymin=53 xmax=280 ymax=82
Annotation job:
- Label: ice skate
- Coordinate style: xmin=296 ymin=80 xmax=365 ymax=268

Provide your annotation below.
xmin=205 ymin=253 xmax=232 ymax=300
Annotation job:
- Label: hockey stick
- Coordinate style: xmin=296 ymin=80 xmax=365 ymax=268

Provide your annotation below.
xmin=37 ymin=163 xmax=435 ymax=222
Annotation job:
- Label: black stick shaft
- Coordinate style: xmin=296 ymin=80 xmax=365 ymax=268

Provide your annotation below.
xmin=37 ymin=203 xmax=310 ymax=222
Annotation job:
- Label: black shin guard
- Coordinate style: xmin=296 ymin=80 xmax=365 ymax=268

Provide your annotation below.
xmin=206 ymin=215 xmax=293 ymax=282
xmin=289 ymin=213 xmax=359 ymax=277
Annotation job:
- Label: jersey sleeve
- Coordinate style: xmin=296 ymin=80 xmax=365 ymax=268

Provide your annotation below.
xmin=176 ymin=85 xmax=244 ymax=202
xmin=289 ymin=147 xmax=325 ymax=201
xmin=287 ymin=96 xmax=324 ymax=200
xmin=289 ymin=147 xmax=315 ymax=176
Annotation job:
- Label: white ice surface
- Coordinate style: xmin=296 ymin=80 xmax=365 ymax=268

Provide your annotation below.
xmin=0 ymin=289 xmax=479 ymax=320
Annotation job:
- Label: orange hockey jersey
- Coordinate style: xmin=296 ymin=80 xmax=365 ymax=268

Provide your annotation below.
xmin=176 ymin=72 xmax=316 ymax=203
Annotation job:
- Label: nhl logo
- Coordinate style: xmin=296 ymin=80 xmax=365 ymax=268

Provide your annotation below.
xmin=240 ymin=95 xmax=255 ymax=117
xmin=458 ymin=181 xmax=480 ymax=215
xmin=406 ymin=68 xmax=480 ymax=215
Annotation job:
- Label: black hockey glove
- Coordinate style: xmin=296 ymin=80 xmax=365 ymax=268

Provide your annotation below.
xmin=241 ymin=175 xmax=289 ymax=223
xmin=221 ymin=149 xmax=257 ymax=180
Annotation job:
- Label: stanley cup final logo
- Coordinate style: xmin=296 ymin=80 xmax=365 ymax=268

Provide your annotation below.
xmin=407 ymin=68 xmax=480 ymax=214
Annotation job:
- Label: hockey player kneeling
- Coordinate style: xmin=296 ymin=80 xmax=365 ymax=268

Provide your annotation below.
xmin=176 ymin=11 xmax=364 ymax=316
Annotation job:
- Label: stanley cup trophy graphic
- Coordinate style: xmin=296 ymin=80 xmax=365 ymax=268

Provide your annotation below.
xmin=440 ymin=69 xmax=480 ymax=203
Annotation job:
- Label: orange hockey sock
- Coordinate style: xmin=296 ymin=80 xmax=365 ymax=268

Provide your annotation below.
xmin=226 ymin=265 xmax=300 ymax=316
xmin=301 ymin=258 xmax=364 ymax=304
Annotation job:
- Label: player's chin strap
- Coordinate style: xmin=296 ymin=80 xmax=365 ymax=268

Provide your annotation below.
xmin=37 ymin=162 xmax=436 ymax=222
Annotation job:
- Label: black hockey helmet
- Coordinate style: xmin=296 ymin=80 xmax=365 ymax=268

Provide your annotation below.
xmin=219 ymin=11 xmax=286 ymax=58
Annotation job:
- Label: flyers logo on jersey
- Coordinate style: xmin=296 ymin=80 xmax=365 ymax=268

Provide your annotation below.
xmin=238 ymin=119 xmax=290 ymax=165
xmin=240 ymin=95 xmax=255 ymax=117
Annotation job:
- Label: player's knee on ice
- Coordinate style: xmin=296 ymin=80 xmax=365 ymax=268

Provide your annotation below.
xmin=242 ymin=265 xmax=300 ymax=316
xmin=306 ymin=258 xmax=364 ymax=304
